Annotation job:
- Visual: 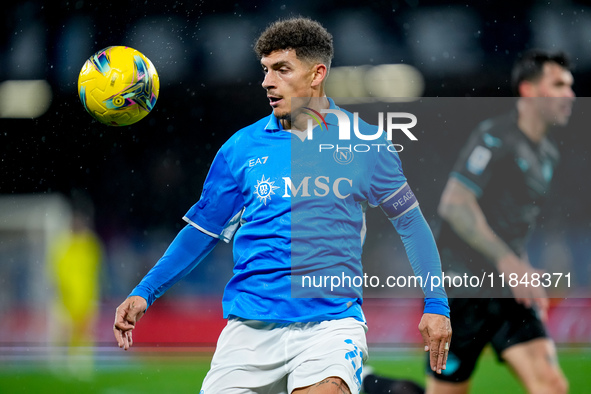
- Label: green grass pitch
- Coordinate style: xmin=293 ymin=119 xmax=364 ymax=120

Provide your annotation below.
xmin=0 ymin=347 xmax=589 ymax=393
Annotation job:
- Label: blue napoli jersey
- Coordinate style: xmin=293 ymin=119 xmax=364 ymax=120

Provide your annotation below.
xmin=184 ymin=99 xmax=413 ymax=323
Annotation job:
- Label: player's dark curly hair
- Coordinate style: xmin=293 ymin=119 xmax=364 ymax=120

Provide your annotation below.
xmin=254 ymin=17 xmax=334 ymax=69
xmin=511 ymin=49 xmax=571 ymax=96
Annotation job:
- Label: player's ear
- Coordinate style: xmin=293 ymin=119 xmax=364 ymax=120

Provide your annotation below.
xmin=518 ymin=80 xmax=536 ymax=97
xmin=311 ymin=63 xmax=328 ymax=87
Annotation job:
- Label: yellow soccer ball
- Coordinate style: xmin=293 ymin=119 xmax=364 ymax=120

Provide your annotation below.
xmin=78 ymin=46 xmax=160 ymax=126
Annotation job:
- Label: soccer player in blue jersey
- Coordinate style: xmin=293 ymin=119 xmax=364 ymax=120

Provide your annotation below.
xmin=113 ymin=17 xmax=451 ymax=394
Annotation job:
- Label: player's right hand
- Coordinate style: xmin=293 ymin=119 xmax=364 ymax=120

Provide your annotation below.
xmin=113 ymin=295 xmax=147 ymax=350
xmin=419 ymin=313 xmax=452 ymax=375
xmin=497 ymin=254 xmax=549 ymax=321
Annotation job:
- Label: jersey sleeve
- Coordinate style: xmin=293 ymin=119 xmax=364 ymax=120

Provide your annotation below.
xmin=129 ymin=224 xmax=218 ymax=309
xmin=183 ymin=149 xmax=245 ymax=243
xmin=389 ymin=207 xmax=449 ymax=317
xmin=368 ymin=141 xmax=418 ymax=219
xmin=450 ymin=123 xmax=506 ymax=198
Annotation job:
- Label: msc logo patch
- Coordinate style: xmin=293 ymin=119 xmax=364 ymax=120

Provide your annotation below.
xmin=253 ymin=175 xmax=279 ymax=205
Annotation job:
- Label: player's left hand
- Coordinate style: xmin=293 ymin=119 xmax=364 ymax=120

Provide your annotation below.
xmin=113 ymin=295 xmax=147 ymax=351
xmin=419 ymin=313 xmax=452 ymax=375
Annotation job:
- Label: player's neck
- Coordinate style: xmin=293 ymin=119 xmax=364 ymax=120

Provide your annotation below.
xmin=281 ymin=95 xmax=330 ymax=131
xmin=517 ymin=100 xmax=548 ymax=144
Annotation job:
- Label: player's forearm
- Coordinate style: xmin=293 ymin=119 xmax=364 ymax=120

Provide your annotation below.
xmin=390 ymin=207 xmax=449 ymax=317
xmin=129 ymin=224 xmax=218 ymax=309
xmin=439 ymin=198 xmax=513 ymax=264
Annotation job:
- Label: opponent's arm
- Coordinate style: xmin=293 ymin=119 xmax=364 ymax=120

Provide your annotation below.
xmin=113 ymin=224 xmax=218 ymax=350
xmin=389 ymin=206 xmax=452 ymax=374
xmin=438 ymin=177 xmax=513 ymax=262
xmin=438 ymin=177 xmax=548 ymax=316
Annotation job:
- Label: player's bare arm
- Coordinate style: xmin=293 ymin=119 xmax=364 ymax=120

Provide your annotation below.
xmin=419 ymin=313 xmax=452 ymax=375
xmin=113 ymin=295 xmax=147 ymax=350
xmin=438 ymin=178 xmax=548 ymax=312
xmin=438 ymin=177 xmax=513 ymax=263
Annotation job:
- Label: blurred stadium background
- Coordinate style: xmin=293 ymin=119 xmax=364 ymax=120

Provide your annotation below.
xmin=1 ymin=0 xmax=590 ymax=392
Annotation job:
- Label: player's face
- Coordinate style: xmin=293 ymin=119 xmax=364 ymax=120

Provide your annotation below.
xmin=261 ymin=49 xmax=318 ymax=120
xmin=530 ymin=62 xmax=575 ymax=126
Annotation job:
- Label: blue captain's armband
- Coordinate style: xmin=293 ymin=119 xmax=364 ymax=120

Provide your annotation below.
xmin=380 ymin=182 xmax=419 ymax=219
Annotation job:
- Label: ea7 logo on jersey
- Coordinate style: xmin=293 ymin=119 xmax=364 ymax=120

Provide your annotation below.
xmin=253 ymin=175 xmax=280 ymax=205
xmin=249 ymin=156 xmax=268 ymax=167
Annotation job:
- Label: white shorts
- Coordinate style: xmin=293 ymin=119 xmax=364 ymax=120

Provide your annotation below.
xmin=200 ymin=317 xmax=368 ymax=394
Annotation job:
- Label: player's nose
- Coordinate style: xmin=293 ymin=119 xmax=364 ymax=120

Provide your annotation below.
xmin=262 ymin=71 xmax=275 ymax=90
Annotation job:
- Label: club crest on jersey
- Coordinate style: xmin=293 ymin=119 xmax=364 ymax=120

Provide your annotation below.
xmin=334 ymin=148 xmax=354 ymax=165
xmin=253 ymin=175 xmax=279 ymax=205
xmin=466 ymin=145 xmax=491 ymax=175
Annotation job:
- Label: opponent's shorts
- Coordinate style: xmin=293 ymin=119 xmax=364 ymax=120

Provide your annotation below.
xmin=201 ymin=317 xmax=368 ymax=393
xmin=428 ymin=298 xmax=547 ymax=383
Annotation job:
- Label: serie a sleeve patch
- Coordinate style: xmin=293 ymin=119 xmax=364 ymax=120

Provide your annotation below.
xmin=379 ymin=182 xmax=419 ymax=219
